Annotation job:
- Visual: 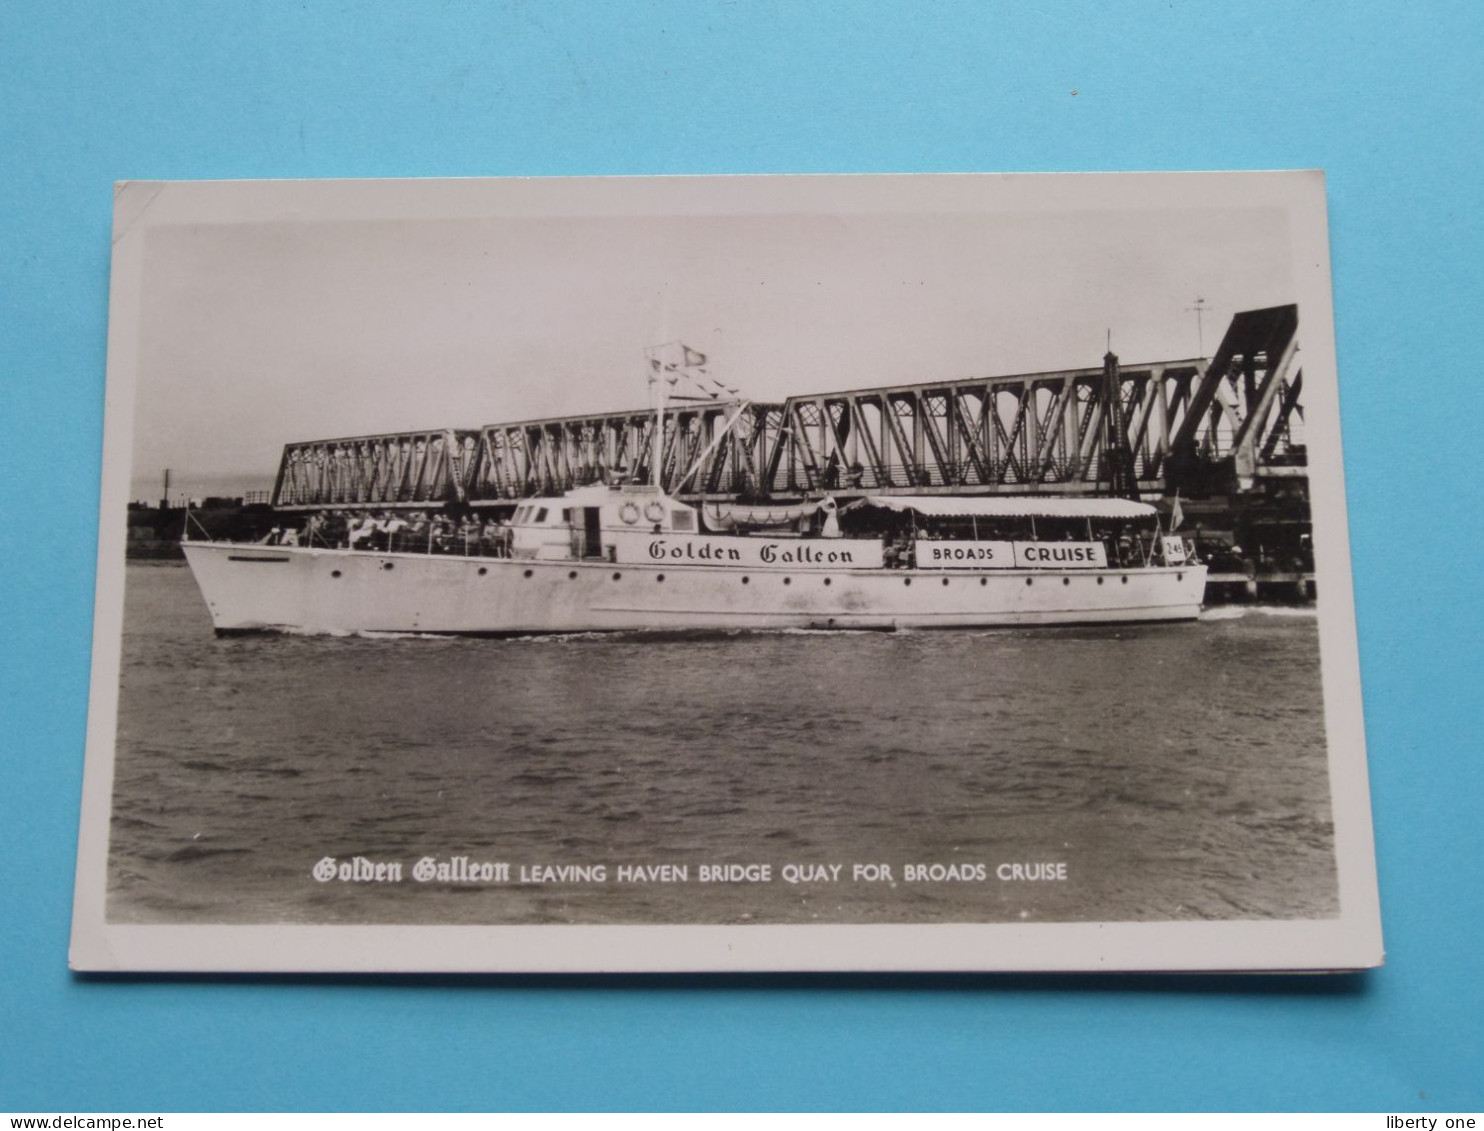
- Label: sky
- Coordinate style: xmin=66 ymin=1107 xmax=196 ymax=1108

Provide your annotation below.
xmin=126 ymin=175 xmax=1299 ymax=501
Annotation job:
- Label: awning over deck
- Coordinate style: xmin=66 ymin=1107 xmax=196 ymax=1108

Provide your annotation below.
xmin=851 ymin=496 xmax=1158 ymax=520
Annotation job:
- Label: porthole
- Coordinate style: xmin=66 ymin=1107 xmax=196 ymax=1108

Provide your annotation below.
xmin=1121 ymin=576 xmax=1129 ymax=584
xmin=477 ymin=567 xmax=487 ymax=576
xmin=568 ymin=570 xmax=577 ymax=580
xmin=1062 ymin=577 xmax=1070 ymax=586
xmin=1025 ymin=577 xmax=1033 ymax=586
xmin=742 ymin=576 xmax=750 ymax=584
xmin=523 ymin=569 xmax=533 ymax=578
xmin=1097 ymin=577 xmax=1104 ymax=585
xmin=331 ymin=570 xmax=342 ymax=579
xmin=381 ymin=562 xmax=394 ymax=571
xmin=979 ymin=577 xmax=987 ymax=586
xmin=823 ymin=577 xmax=832 ymax=586
xmin=656 ymin=574 xmax=665 ymax=583
xmin=1177 ymin=572 xmax=1184 ymax=581
xmin=612 ymin=572 xmax=622 ymax=581
xmin=904 ymin=578 xmax=912 ymax=587
xmin=942 ymin=577 xmax=949 ymax=587
xmin=783 ymin=577 xmax=792 ymax=586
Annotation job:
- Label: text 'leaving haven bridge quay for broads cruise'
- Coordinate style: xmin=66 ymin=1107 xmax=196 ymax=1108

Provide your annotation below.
xmin=160 ymin=305 xmax=1314 ymax=634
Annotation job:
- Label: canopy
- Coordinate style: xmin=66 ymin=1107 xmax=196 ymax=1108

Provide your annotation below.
xmin=851 ymin=495 xmax=1158 ymax=520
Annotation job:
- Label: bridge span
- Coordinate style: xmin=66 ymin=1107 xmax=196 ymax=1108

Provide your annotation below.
xmin=270 ymin=304 xmax=1304 ymax=511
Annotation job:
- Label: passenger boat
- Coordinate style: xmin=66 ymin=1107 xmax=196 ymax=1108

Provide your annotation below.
xmin=182 ymin=483 xmax=1206 ymax=635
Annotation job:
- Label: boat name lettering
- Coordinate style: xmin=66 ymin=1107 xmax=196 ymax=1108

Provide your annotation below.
xmin=648 ymin=539 xmax=743 ymax=562
xmin=635 ymin=535 xmax=875 ymax=568
xmin=758 ymin=542 xmax=856 ymax=566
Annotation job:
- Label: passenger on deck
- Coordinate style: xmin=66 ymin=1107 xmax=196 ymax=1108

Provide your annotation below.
xmin=279 ymin=526 xmax=300 ymax=546
xmin=364 ymin=512 xmax=385 ymax=551
xmin=479 ymin=520 xmax=504 ymax=557
xmin=821 ymin=502 xmax=841 ymax=538
xmin=348 ymin=513 xmax=376 ymax=550
xmin=323 ymin=512 xmax=348 ymax=548
xmin=302 ymin=511 xmax=326 ymax=547
xmin=383 ymin=514 xmax=409 ymax=551
xmin=458 ymin=517 xmax=480 ymax=554
xmin=1095 ymin=528 xmax=1115 ymax=562
xmin=407 ymin=512 xmax=429 ymax=549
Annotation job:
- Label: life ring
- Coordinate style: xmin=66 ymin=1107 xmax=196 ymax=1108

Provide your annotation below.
xmin=643 ymin=501 xmax=666 ymax=525
xmin=619 ymin=502 xmax=641 ymax=525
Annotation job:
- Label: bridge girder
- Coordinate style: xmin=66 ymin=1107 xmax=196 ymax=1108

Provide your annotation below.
xmin=272 ymin=429 xmax=481 ymax=511
xmin=269 ymin=306 xmax=1304 ymax=510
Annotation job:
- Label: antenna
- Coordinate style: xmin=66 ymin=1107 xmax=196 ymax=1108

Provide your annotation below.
xmin=1185 ymin=297 xmax=1211 ymax=359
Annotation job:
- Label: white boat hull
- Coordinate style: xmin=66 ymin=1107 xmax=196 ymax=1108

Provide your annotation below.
xmin=183 ymin=541 xmax=1208 ymax=635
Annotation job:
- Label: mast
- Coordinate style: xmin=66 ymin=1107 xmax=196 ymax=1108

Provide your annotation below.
xmin=1101 ymin=349 xmax=1139 ymax=500
xmin=651 ymin=362 xmax=666 ymax=490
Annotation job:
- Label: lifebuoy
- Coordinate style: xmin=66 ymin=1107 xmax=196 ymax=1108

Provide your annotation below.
xmin=643 ymin=501 xmax=666 ymax=525
xmin=619 ymin=502 xmax=640 ymax=525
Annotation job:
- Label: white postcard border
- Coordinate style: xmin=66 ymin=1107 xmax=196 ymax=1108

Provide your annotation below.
xmin=71 ymin=172 xmax=1383 ymax=973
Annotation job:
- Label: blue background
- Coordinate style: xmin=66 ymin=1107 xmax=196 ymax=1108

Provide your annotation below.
xmin=3 ymin=0 xmax=1480 ymax=1112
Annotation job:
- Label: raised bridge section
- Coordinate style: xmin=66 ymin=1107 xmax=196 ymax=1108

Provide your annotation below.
xmin=272 ymin=305 xmax=1304 ymax=510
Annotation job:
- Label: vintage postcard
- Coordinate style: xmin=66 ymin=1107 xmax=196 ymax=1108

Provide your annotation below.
xmin=71 ymin=172 xmax=1382 ymax=972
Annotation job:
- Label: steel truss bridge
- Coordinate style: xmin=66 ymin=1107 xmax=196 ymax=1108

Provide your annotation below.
xmin=271 ymin=304 xmax=1304 ymax=510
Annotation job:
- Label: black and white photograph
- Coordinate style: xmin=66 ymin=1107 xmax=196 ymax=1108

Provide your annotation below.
xmin=71 ymin=172 xmax=1381 ymax=972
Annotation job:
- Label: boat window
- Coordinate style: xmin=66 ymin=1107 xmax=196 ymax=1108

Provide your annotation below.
xmin=561 ymin=509 xmax=572 ymax=522
xmin=535 ymin=507 xmax=549 ymax=523
xmin=514 ymin=507 xmax=528 ymax=523
xmin=671 ymin=509 xmax=695 ymax=532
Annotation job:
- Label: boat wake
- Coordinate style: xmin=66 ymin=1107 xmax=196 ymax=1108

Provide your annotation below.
xmin=1200 ymin=604 xmax=1317 ymax=622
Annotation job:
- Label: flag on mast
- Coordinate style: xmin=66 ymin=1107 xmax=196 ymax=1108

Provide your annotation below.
xmin=1169 ymin=491 xmax=1185 ymax=532
xmin=645 ymin=341 xmax=739 ymax=401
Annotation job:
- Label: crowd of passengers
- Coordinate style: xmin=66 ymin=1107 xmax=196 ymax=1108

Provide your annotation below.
xmin=258 ymin=510 xmax=514 ymax=556
xmin=256 ymin=508 xmax=1196 ymax=568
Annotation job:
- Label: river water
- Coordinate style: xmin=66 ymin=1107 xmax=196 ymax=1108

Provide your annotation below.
xmin=105 ymin=562 xmax=1338 ymax=926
